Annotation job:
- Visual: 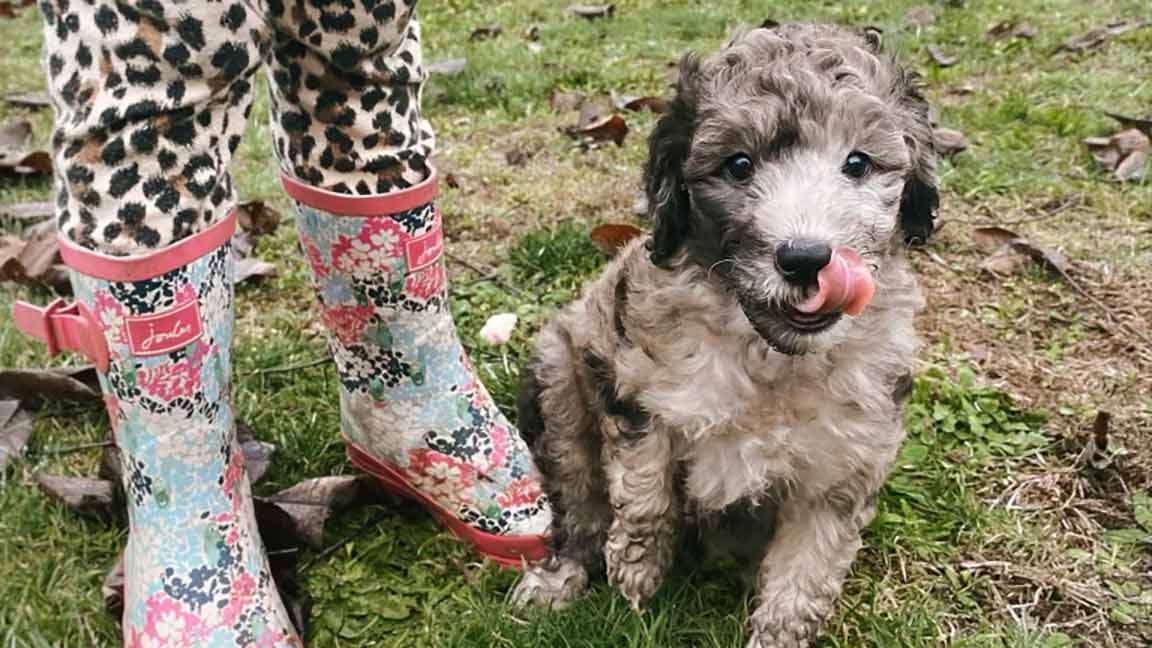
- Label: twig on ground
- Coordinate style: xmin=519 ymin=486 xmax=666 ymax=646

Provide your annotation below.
xmin=39 ymin=440 xmax=113 ymax=456
xmin=244 ymin=357 xmax=332 ymax=376
xmin=445 ymin=252 xmax=527 ymax=298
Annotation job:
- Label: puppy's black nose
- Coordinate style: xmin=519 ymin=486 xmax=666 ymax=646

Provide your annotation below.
xmin=774 ymin=239 xmax=832 ymax=285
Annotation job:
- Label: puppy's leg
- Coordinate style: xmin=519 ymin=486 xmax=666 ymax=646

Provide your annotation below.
xmin=745 ymin=495 xmax=876 ymax=648
xmin=511 ymin=350 xmax=611 ymax=609
xmin=603 ymin=431 xmax=679 ymax=609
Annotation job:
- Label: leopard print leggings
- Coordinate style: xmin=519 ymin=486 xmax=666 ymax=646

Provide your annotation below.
xmin=39 ymin=0 xmax=433 ymax=255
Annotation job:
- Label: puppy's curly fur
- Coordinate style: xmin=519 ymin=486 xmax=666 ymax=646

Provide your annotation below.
xmin=511 ymin=23 xmax=938 ymax=647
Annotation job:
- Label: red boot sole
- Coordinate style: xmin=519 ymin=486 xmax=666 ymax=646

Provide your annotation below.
xmin=345 ymin=439 xmax=549 ymax=568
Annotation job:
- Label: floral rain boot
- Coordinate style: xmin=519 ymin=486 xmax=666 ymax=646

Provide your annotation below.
xmin=12 ymin=214 xmax=301 ymax=647
xmin=282 ymin=171 xmax=551 ymax=566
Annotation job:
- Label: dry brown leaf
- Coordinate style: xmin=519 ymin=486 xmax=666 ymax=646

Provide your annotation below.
xmin=972 ymin=226 xmax=1021 ymax=252
xmin=986 ymin=21 xmax=1037 ymax=39
xmin=933 ymin=128 xmax=969 ymax=157
xmin=568 ymin=4 xmax=614 ymax=19
xmin=1057 ymin=19 xmax=1145 ymax=53
xmin=0 ymin=365 xmax=102 ymax=407
xmin=566 ymin=113 xmax=629 ymax=146
xmin=235 ymin=200 xmax=282 ymax=237
xmin=426 ymin=58 xmax=467 ymax=76
xmin=503 ymin=146 xmax=532 ymax=166
xmin=590 ymin=224 xmax=644 ymax=257
xmin=35 ymin=473 xmax=118 ymax=523
xmin=0 ymin=119 xmax=51 ymax=180
xmin=1113 ymin=149 xmax=1147 ymax=182
xmin=1009 ymin=238 xmax=1069 ymax=276
xmin=0 ymin=119 xmax=31 ymax=151
xmin=0 ymin=401 xmax=32 ymax=473
xmin=0 ymin=0 xmax=35 ymax=19
xmin=4 ymin=91 xmax=51 ymax=109
xmin=1102 ymin=111 xmax=1152 ymax=137
xmin=575 ymin=94 xmax=615 ymax=128
xmin=469 ymin=25 xmax=502 ymax=41
xmin=234 ymin=257 xmax=277 ymax=285
xmin=252 ymin=500 xmax=311 ymax=635
xmin=618 ymin=95 xmax=671 ymax=114
xmin=263 ymin=475 xmax=371 ymax=549
xmin=979 ymin=247 xmax=1027 ymax=275
xmin=927 ymin=44 xmax=959 ymax=67
xmin=549 ymin=90 xmax=585 ymax=113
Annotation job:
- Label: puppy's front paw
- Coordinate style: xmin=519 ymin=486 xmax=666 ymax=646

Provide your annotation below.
xmin=604 ymin=529 xmax=673 ymax=610
xmin=509 ymin=558 xmax=588 ymax=610
xmin=746 ymin=601 xmax=823 ymax=648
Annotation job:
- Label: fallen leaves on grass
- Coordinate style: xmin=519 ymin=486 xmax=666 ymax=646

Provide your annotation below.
xmin=0 ymin=119 xmax=52 ymax=180
xmin=0 ymin=220 xmax=70 ymax=291
xmin=469 ymin=25 xmax=502 ymax=41
xmin=34 ymin=473 xmax=119 ymax=524
xmin=232 ymin=200 xmax=281 ymax=285
xmin=568 ymin=4 xmax=614 ymax=19
xmin=986 ymin=21 xmax=1037 ymax=40
xmin=973 ymin=226 xmax=1070 ymax=278
xmin=1076 ymin=411 xmax=1113 ymax=470
xmin=503 ymin=146 xmax=533 ymax=166
xmin=614 ymin=93 xmax=670 ymax=114
xmin=4 ymin=91 xmax=51 ymax=109
xmin=561 ymin=95 xmax=629 ymax=146
xmin=236 ymin=200 xmax=282 ymax=237
xmin=933 ymin=127 xmax=970 ymax=157
xmin=0 ymin=401 xmax=32 ymax=473
xmin=0 ymin=0 xmax=33 ymax=19
xmin=1057 ymin=19 xmax=1145 ymax=53
xmin=926 ymin=44 xmax=959 ymax=67
xmin=0 ymin=365 xmax=102 ymax=407
xmin=549 ymin=90 xmax=585 ymax=113
xmin=1082 ymin=128 xmax=1149 ymax=182
xmin=1101 ymin=110 xmax=1152 ymax=137
xmin=426 ymin=58 xmax=467 ymax=76
xmin=590 ymin=223 xmax=644 ymax=257
xmin=234 ymin=257 xmax=278 ymax=285
xmin=261 ymin=475 xmax=372 ymax=549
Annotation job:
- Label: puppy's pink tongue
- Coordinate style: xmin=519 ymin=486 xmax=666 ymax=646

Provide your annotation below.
xmin=795 ymin=247 xmax=876 ymax=317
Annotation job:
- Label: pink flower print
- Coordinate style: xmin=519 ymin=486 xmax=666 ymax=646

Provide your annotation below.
xmin=220 ymin=570 xmax=257 ymax=626
xmin=142 ymin=592 xmax=203 ymax=645
xmin=403 ymin=263 xmax=445 ymax=302
xmin=320 ymin=304 xmax=375 ymax=346
xmin=301 ymin=237 xmax=329 ymax=279
xmin=135 ymin=358 xmax=200 ymax=401
xmin=93 ymin=290 xmax=127 ymax=347
xmin=487 ymin=424 xmax=510 ymax=469
xmin=407 ymin=449 xmax=476 ymax=509
xmin=497 ymin=476 xmax=543 ymax=509
xmin=331 ymin=219 xmax=403 ymax=278
xmin=221 ymin=447 xmax=245 ymax=506
xmin=174 ymin=284 xmax=196 ymax=305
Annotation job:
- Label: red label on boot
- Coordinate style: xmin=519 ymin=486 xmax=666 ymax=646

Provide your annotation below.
xmin=124 ymin=300 xmax=203 ymax=356
xmin=404 ymin=214 xmax=444 ymax=273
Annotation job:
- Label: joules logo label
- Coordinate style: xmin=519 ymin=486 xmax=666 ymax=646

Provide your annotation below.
xmin=125 ymin=300 xmax=203 ymax=356
xmin=404 ymin=217 xmax=444 ymax=273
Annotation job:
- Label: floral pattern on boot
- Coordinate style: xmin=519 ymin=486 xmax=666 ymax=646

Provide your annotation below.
xmin=68 ymin=243 xmax=300 ymax=647
xmin=294 ymin=200 xmax=552 ymax=537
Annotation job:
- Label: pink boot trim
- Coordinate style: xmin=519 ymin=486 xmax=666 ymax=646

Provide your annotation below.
xmin=345 ymin=438 xmax=548 ymax=568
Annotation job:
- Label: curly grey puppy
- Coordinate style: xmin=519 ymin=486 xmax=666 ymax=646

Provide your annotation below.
xmin=511 ymin=23 xmax=938 ymax=648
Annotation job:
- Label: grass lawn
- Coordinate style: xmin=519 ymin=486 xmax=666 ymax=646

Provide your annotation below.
xmin=2 ymin=1 xmax=1152 ymax=646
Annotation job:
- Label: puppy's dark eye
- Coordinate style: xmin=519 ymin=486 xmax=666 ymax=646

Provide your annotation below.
xmin=725 ymin=154 xmax=754 ymax=180
xmin=842 ymin=151 xmax=872 ymax=179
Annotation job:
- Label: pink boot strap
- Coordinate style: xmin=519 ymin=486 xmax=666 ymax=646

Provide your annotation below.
xmin=12 ymin=298 xmax=110 ymax=371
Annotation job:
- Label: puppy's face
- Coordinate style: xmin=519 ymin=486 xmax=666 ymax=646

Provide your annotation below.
xmin=644 ymin=25 xmax=938 ymax=354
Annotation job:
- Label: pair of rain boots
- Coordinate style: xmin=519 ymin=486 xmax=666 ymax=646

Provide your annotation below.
xmin=13 ymin=172 xmax=550 ymax=646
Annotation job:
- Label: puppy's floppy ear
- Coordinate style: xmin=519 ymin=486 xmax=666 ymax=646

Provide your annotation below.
xmin=894 ymin=71 xmax=939 ymax=245
xmin=643 ymin=54 xmax=700 ymax=267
